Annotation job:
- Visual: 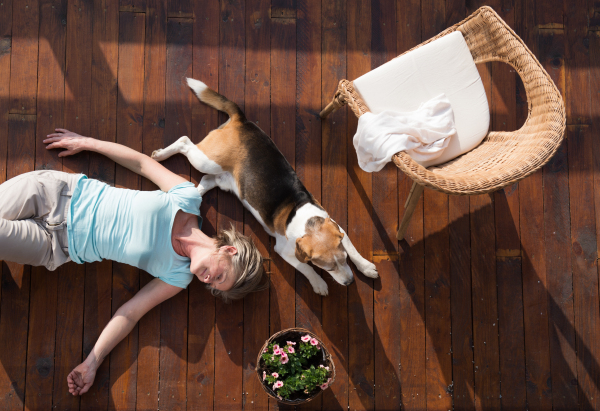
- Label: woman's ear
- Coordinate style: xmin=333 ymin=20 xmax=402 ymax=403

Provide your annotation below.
xmin=220 ymin=245 xmax=238 ymax=256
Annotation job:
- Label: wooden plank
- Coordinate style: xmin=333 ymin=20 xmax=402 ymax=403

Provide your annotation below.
xmin=423 ymin=189 xmax=452 ymax=411
xmin=135 ymin=2 xmax=166 ymax=410
xmin=266 ymin=3 xmax=298 ymax=411
xmin=294 ymin=1 xmax=322 ymax=366
xmin=0 ymin=114 xmax=35 ymax=409
xmin=0 ymin=261 xmax=31 ymax=410
xmin=294 ymin=0 xmax=322 ymax=402
xmin=78 ymin=1 xmax=118 ymax=409
xmin=63 ymin=0 xmax=93 ymax=167
xmin=107 ymin=11 xmax=146 ymax=410
xmin=267 ymin=3 xmax=297 ymax=409
xmin=120 ymin=0 xmax=145 ymax=13
xmin=0 ymin=0 xmax=12 ymax=186
xmin=346 ymin=1 xmax=374 ymax=410
xmin=514 ymin=0 xmax=534 ymax=132
xmin=445 ymin=0 xmax=465 ymax=27
xmin=420 ymin=2 xmax=454 ymax=410
xmin=487 ymin=3 xmax=527 ymax=408
xmin=214 ymin=2 xmax=245 ymax=408
xmin=494 ymin=185 xmax=526 ymax=411
xmin=25 ymin=5 xmax=66 ymax=405
xmin=53 ymin=0 xmax=93 ymax=406
xmin=540 ymin=25 xmax=579 ymax=410
xmin=449 ymin=195 xmax=475 ymax=410
xmin=9 ymin=0 xmax=39 ymax=115
xmin=470 ymin=194 xmax=500 ymax=410
xmin=186 ymin=0 xmax=218 ymax=409
xmin=495 ymin=256 xmax=526 ymax=409
xmin=168 ymin=0 xmax=192 ymax=18
xmin=156 ymin=17 xmax=193 ymax=411
xmin=565 ymin=0 xmax=592 ymax=126
xmin=568 ymin=124 xmax=600 ymax=410
xmin=370 ymin=1 xmax=401 ymax=409
xmin=35 ymin=0 xmax=66 ymax=173
xmin=242 ymin=0 xmax=271 ymax=409
xmin=519 ymin=31 xmax=551 ymax=411
xmin=396 ymin=1 xmax=424 ymax=410
xmin=24 ymin=268 xmax=58 ymax=411
xmin=319 ymin=0 xmax=349 ymax=409
xmin=543 ymin=139 xmax=578 ymax=409
xmin=591 ymin=22 xmax=600 ymax=304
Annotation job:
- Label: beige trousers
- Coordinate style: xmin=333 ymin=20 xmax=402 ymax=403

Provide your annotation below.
xmin=0 ymin=170 xmax=80 ymax=271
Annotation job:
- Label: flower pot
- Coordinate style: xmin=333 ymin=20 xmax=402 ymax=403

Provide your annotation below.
xmin=255 ymin=327 xmax=336 ymax=405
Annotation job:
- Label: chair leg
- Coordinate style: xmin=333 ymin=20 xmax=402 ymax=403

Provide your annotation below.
xmin=319 ymin=92 xmax=345 ymax=118
xmin=397 ymin=182 xmax=425 ymax=241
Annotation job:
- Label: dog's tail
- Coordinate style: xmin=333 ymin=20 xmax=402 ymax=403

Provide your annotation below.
xmin=186 ymin=78 xmax=245 ymax=122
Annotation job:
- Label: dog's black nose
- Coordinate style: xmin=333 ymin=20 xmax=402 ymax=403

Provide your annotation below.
xmin=344 ymin=277 xmax=355 ymax=286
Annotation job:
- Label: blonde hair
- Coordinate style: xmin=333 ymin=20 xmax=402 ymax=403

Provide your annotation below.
xmin=208 ymin=226 xmax=267 ymax=302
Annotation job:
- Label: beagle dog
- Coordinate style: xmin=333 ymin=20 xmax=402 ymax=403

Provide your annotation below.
xmin=151 ymin=78 xmax=378 ymax=295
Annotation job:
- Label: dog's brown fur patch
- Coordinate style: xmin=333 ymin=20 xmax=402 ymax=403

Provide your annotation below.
xmin=272 ymin=202 xmax=297 ymax=235
xmin=196 ymin=121 xmax=247 ymax=173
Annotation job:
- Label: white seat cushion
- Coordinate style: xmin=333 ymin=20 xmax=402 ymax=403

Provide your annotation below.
xmin=353 ymin=31 xmax=489 ymax=168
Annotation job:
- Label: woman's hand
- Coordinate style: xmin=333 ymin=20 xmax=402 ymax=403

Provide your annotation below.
xmin=67 ymin=360 xmax=97 ymax=396
xmin=44 ymin=128 xmax=94 ymax=157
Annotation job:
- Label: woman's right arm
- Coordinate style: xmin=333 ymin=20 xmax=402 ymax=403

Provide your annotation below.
xmin=44 ymin=129 xmax=188 ymax=192
xmin=67 ymin=278 xmax=182 ymax=396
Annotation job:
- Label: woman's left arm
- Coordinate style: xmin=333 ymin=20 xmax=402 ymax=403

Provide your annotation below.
xmin=67 ymin=278 xmax=182 ymax=396
xmin=44 ymin=128 xmax=187 ymax=192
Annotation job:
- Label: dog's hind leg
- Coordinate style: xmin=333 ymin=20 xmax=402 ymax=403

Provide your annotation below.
xmin=151 ymin=136 xmax=192 ymax=161
xmin=152 ymin=136 xmax=224 ymax=175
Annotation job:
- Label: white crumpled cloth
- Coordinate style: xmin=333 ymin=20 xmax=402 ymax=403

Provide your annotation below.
xmin=353 ymin=94 xmax=457 ymax=172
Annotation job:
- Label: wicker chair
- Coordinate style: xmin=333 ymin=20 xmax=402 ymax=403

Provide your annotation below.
xmin=320 ymin=6 xmax=565 ymax=240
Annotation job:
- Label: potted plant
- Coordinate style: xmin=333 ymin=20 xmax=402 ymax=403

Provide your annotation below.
xmin=255 ymin=328 xmax=335 ymax=404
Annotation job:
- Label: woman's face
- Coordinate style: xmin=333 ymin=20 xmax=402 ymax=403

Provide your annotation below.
xmin=190 ymin=246 xmax=238 ymax=291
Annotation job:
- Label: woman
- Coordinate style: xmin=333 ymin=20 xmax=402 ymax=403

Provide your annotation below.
xmin=0 ymin=129 xmax=265 ymax=396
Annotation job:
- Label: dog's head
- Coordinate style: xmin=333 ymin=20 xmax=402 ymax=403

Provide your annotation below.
xmin=294 ymin=216 xmax=354 ymax=286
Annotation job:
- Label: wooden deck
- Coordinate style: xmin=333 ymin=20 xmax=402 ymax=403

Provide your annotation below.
xmin=0 ymin=0 xmax=599 ymax=410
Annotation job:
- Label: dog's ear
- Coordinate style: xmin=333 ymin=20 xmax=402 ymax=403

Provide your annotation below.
xmin=295 ymin=236 xmax=312 ymax=264
xmin=326 ymin=218 xmax=344 ymax=240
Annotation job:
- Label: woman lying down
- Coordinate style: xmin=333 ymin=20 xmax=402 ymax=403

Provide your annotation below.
xmin=0 ymin=129 xmax=266 ymax=395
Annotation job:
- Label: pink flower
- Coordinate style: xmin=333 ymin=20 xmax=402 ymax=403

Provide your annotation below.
xmin=320 ymin=378 xmax=332 ymax=390
xmin=277 ymin=395 xmax=283 ymax=400
xmin=310 ymin=338 xmax=319 ymax=346
xmin=287 ymin=346 xmax=295 ymax=354
xmin=280 ymin=353 xmax=289 ymax=364
xmin=272 ymin=372 xmax=279 ymax=378
xmin=273 ymin=348 xmax=283 ymax=356
xmin=263 ymin=371 xmax=266 ymax=381
xmin=271 ymin=356 xmax=275 ymax=361
xmin=301 ymin=335 xmax=311 ymax=342
xmin=287 ymin=341 xmax=296 ymax=345
xmin=273 ymin=381 xmax=284 ymax=389
xmin=320 ymin=365 xmax=330 ymax=371
xmin=273 ymin=344 xmax=280 ymax=351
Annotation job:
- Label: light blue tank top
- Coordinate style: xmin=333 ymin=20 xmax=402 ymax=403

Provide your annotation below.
xmin=67 ymin=176 xmax=202 ymax=288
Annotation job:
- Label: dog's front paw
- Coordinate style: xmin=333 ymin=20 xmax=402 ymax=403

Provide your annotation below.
xmin=360 ymin=261 xmax=379 ymax=278
xmin=151 ymin=148 xmax=166 ymax=161
xmin=311 ymin=277 xmax=329 ymax=296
